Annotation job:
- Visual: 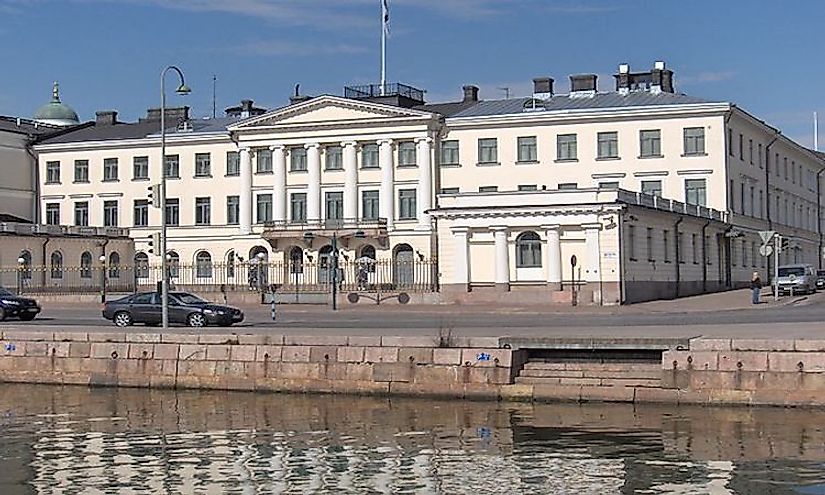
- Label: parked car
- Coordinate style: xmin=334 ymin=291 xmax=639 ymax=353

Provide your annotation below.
xmin=102 ymin=291 xmax=244 ymax=327
xmin=774 ymin=264 xmax=817 ymax=295
xmin=817 ymin=270 xmax=825 ymax=290
xmin=0 ymin=288 xmax=41 ymax=321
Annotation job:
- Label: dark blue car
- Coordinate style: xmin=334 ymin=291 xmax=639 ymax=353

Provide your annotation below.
xmin=0 ymin=288 xmax=41 ymax=321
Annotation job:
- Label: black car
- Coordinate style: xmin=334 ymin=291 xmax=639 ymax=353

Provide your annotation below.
xmin=817 ymin=270 xmax=825 ymax=290
xmin=102 ymin=292 xmax=244 ymax=327
xmin=0 ymin=288 xmax=41 ymax=321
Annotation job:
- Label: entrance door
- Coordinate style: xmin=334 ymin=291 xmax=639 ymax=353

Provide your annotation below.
xmin=318 ymin=245 xmax=333 ymax=284
xmin=393 ymin=244 xmax=415 ymax=288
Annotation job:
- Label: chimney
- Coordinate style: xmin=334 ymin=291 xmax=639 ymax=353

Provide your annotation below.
xmin=615 ymin=63 xmax=631 ymax=95
xmin=462 ymin=85 xmax=479 ymax=103
xmin=95 ymin=110 xmax=118 ymax=126
xmin=532 ymin=77 xmax=554 ymax=100
xmin=290 ymin=83 xmax=312 ymax=105
xmin=240 ymin=99 xmax=254 ymax=118
xmin=569 ymin=74 xmax=597 ymax=98
xmin=650 ymin=60 xmax=674 ymax=94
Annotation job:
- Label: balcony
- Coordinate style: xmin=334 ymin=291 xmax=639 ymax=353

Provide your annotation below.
xmin=343 ymin=83 xmax=425 ymax=108
xmin=261 ymin=218 xmax=389 ymax=247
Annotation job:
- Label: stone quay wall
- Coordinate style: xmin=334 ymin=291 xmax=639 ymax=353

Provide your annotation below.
xmin=4 ymin=330 xmax=825 ymax=407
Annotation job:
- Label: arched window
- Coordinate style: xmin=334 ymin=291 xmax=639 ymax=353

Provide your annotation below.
xmin=226 ymin=250 xmax=235 ymax=279
xmin=108 ymin=252 xmax=121 ymax=278
xmin=359 ymin=245 xmax=377 ymax=273
xmin=19 ymin=250 xmax=32 ymax=280
xmin=516 ymin=231 xmax=542 ymax=268
xmin=248 ymin=246 xmax=268 ymax=288
xmin=135 ymin=252 xmax=149 ymax=279
xmin=80 ymin=251 xmax=92 ymax=279
xmin=50 ymin=251 xmax=63 ymax=279
xmin=249 ymin=246 xmax=268 ymax=262
xmin=289 ymin=246 xmax=304 ymax=274
xmin=167 ymin=251 xmax=180 ymax=278
xmin=196 ymin=251 xmax=213 ymax=278
xmin=393 ymin=244 xmax=414 ymax=287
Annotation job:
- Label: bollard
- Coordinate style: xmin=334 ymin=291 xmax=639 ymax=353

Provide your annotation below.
xmin=269 ymin=284 xmax=277 ymax=322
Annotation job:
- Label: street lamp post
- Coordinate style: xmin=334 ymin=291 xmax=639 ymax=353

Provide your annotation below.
xmin=256 ymin=252 xmax=266 ymax=293
xmin=99 ymin=255 xmax=107 ymax=303
xmin=16 ymin=257 xmax=25 ymax=295
xmin=331 ymin=233 xmax=339 ymax=311
xmin=159 ymin=66 xmax=191 ymax=330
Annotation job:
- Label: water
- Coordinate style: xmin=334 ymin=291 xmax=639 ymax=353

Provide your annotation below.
xmin=1 ymin=385 xmax=825 ymax=494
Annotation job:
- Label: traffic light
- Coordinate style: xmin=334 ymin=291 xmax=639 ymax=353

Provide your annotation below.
xmin=777 ymin=236 xmax=790 ymax=253
xmin=147 ymin=183 xmax=162 ymax=208
xmin=147 ymin=233 xmax=161 ymax=256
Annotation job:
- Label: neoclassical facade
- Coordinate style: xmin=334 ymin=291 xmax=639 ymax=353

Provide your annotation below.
xmin=31 ymin=62 xmax=825 ymax=304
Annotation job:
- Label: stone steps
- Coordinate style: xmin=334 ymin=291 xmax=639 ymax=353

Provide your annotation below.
xmin=515 ymin=376 xmax=662 ymax=387
xmin=519 ymin=368 xmax=662 ymax=380
xmin=522 ymin=361 xmax=662 ymax=372
xmin=517 ymin=360 xmax=662 ymax=388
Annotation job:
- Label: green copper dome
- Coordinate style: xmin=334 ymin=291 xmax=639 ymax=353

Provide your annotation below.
xmin=34 ymin=82 xmax=79 ymax=126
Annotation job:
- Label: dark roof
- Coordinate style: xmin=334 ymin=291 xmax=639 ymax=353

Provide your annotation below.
xmin=414 ymin=100 xmax=480 ymax=117
xmin=0 ymin=116 xmax=63 ymax=137
xmin=37 ymin=116 xmax=239 ymax=145
xmin=451 ymin=91 xmax=719 ymax=118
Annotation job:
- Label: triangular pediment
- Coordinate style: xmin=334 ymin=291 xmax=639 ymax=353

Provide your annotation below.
xmin=228 ymin=95 xmax=434 ymax=130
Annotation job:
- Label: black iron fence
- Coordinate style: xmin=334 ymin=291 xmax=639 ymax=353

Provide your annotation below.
xmin=0 ymin=259 xmax=438 ymax=295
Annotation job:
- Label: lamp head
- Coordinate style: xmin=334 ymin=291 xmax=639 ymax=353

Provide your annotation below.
xmin=175 ymin=84 xmax=191 ymax=96
xmin=17 ymin=257 xmax=25 ymax=264
xmin=99 ymin=255 xmax=107 ymax=262
xmin=256 ymin=252 xmax=266 ymax=260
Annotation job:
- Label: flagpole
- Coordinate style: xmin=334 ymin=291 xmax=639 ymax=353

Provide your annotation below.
xmin=381 ymin=0 xmax=386 ymax=95
xmin=815 ymin=111 xmax=819 ymax=151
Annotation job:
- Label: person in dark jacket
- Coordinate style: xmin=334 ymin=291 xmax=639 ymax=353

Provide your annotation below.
xmin=751 ymin=272 xmax=763 ymax=304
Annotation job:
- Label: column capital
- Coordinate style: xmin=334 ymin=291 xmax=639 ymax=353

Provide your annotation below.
xmin=340 ymin=140 xmax=358 ymax=148
xmin=269 ymin=144 xmax=285 ymax=151
xmin=450 ymin=226 xmax=470 ymax=235
xmin=304 ymin=142 xmax=321 ymax=150
xmin=490 ymin=225 xmax=509 ymax=233
xmin=415 ymin=136 xmax=434 ymax=145
xmin=377 ymin=138 xmax=394 ymax=146
xmin=582 ymin=223 xmax=602 ymax=231
xmin=240 ymin=147 xmax=252 ymax=153
xmin=541 ymin=224 xmax=561 ymax=232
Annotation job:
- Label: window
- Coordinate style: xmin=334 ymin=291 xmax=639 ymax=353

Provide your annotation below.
xmin=758 ymin=143 xmax=763 ymax=167
xmin=195 ymin=153 xmax=211 ymax=177
xmin=639 ymin=130 xmax=661 ymax=157
xmin=517 ymin=136 xmax=537 ymax=162
xmin=108 ymin=252 xmax=120 ymax=278
xmin=362 ymin=144 xmax=379 ymax=169
xmin=45 ymin=203 xmax=60 ymax=225
xmin=740 ymin=182 xmax=745 ymax=213
xmin=74 ymin=201 xmax=89 ymax=226
xmin=557 ymin=134 xmax=577 ymax=161
xmin=325 ymin=146 xmax=343 ymax=170
xmin=80 ymin=252 xmax=92 ymax=279
xmin=226 ymin=151 xmax=240 ymax=176
xmin=226 ymin=196 xmax=239 ymax=225
xmin=325 ymin=191 xmax=343 ymax=221
xmin=167 ymin=251 xmax=180 ymax=278
xmin=518 ymin=184 xmax=538 ymax=191
xmin=728 ymin=128 xmax=734 ymax=156
xmin=74 ymin=160 xmax=89 ymax=182
xmin=597 ymin=132 xmax=619 ymax=159
xmin=598 ymin=182 xmax=619 ymax=190
xmin=685 ymin=179 xmax=707 ymax=206
xmin=103 ymin=200 xmax=118 ymax=227
xmin=440 ymin=187 xmax=459 ymax=194
xmin=441 ymin=140 xmax=459 ymax=166
xmin=133 ymin=199 xmax=148 ymax=227
xmin=558 ymin=183 xmax=578 ymax=190
xmin=663 ymin=230 xmax=671 ymax=263
xmin=195 ymin=197 xmax=211 ymax=225
xmin=196 ymin=251 xmax=213 ymax=278
xmin=398 ymin=189 xmax=417 ymax=220
xmin=46 ymin=161 xmax=60 ymax=184
xmin=290 ymin=193 xmax=307 ymax=223
xmin=676 ymin=232 xmax=684 ymax=263
xmin=628 ymin=225 xmax=637 ymax=261
xmin=362 ymin=190 xmax=379 ymax=220
xmin=225 ymin=250 xmax=235 ymax=278
xmin=256 ymin=194 xmax=273 ymax=223
xmin=290 ymin=246 xmax=304 ymax=274
xmin=749 ymin=186 xmax=755 ymax=216
xmin=256 ymin=149 xmax=272 ymax=173
xmin=164 ymin=154 xmax=180 ymax=178
xmin=784 ymin=158 xmax=788 ymax=180
xmin=165 ymin=198 xmax=179 ymax=226
xmin=19 ymin=251 xmax=31 ymax=280
xmin=692 ymin=234 xmax=698 ymax=264
xmin=515 ymin=231 xmax=541 ymax=268
xmin=290 ymin=147 xmax=307 ymax=171
xmin=646 ymin=227 xmax=654 ymax=261
xmin=742 ymin=242 xmax=748 ymax=268
xmin=738 ymin=134 xmax=743 ymax=160
xmin=479 ymin=186 xmax=498 ymax=193
xmin=775 ymin=153 xmax=780 ymax=176
xmin=792 ymin=160 xmax=797 ymax=184
xmin=398 ymin=142 xmax=417 ymax=167
xmin=103 ymin=158 xmax=118 ymax=181
xmin=749 ymin=139 xmax=754 ymax=164
xmin=50 ymin=251 xmax=63 ymax=279
xmin=135 ymin=254 xmax=150 ymax=279
xmin=133 ymin=156 xmax=149 ymax=180
xmin=641 ymin=180 xmax=662 ymax=197
xmin=478 ymin=138 xmax=498 ymax=164
xmin=683 ymin=127 xmax=705 ymax=156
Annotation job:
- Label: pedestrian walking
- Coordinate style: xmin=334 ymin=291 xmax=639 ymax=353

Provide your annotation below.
xmin=750 ymin=271 xmax=762 ymax=304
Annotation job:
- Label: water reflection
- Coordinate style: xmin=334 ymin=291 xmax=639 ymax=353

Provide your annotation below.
xmin=1 ymin=384 xmax=824 ymax=494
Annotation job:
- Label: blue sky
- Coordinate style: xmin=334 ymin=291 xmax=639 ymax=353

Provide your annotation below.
xmin=1 ymin=0 xmax=824 ymax=146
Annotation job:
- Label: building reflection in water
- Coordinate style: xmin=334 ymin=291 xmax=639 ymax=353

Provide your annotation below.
xmin=0 ymin=384 xmax=823 ymax=494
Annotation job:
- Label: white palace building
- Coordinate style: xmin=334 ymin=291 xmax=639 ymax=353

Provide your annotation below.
xmin=32 ymin=62 xmax=825 ymax=304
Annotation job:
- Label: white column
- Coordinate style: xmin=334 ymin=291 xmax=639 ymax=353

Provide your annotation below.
xmin=306 ymin=143 xmax=321 ymax=224
xmin=379 ymin=139 xmax=394 ymax=228
xmin=239 ymin=147 xmax=253 ymax=234
xmin=583 ymin=223 xmax=602 ymax=282
xmin=543 ymin=224 xmax=562 ymax=290
xmin=451 ymin=226 xmax=470 ymax=288
xmin=342 ymin=141 xmax=358 ymax=221
xmin=271 ymin=145 xmax=286 ymax=224
xmin=415 ymin=136 xmax=433 ymax=230
xmin=491 ymin=226 xmax=510 ymax=290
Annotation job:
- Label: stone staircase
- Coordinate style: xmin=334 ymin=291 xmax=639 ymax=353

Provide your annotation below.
xmin=515 ymin=359 xmax=663 ymax=388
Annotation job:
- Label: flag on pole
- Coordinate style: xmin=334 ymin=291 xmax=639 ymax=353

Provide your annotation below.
xmin=382 ymin=0 xmax=390 ymax=36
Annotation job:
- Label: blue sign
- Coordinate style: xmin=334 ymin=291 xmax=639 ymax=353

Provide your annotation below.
xmin=4 ymin=343 xmax=16 ymax=352
xmin=476 ymin=352 xmax=491 ymax=361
